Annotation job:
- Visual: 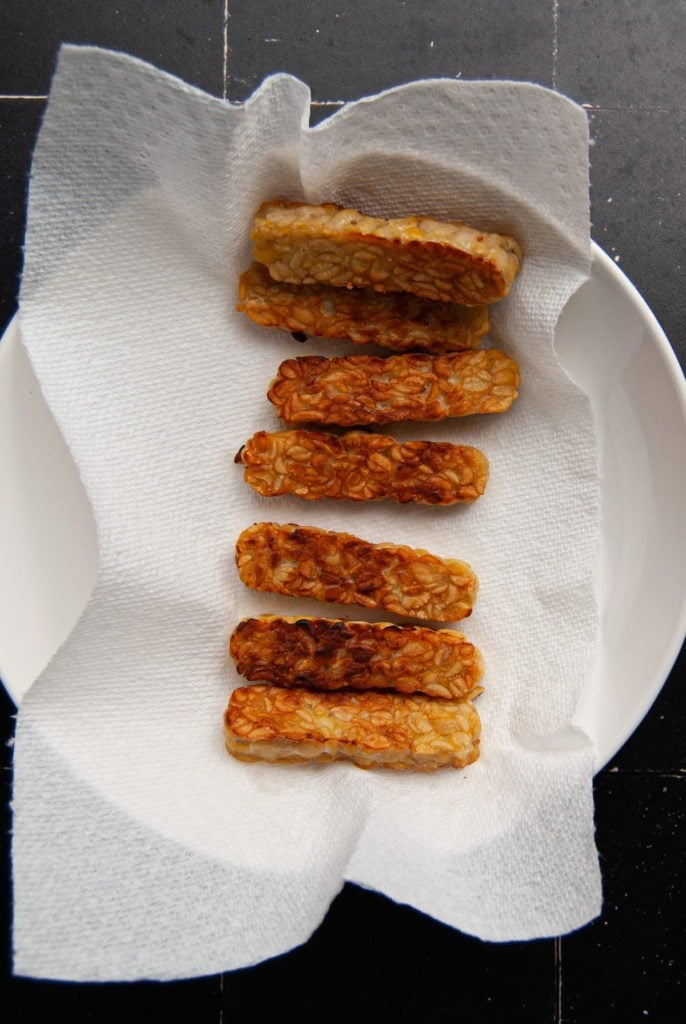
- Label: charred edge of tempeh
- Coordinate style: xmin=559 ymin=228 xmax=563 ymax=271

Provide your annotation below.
xmin=229 ymin=615 xmax=484 ymax=699
xmin=235 ymin=522 xmax=478 ymax=622
xmin=236 ymin=429 xmax=489 ymax=505
xmin=250 ymin=200 xmax=522 ymax=305
xmin=268 ymin=349 xmax=520 ymax=427
xmin=224 ymin=684 xmax=482 ymax=771
xmin=236 ymin=262 xmax=490 ymax=352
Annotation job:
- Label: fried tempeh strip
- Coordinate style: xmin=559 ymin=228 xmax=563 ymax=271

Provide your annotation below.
xmin=236 ymin=429 xmax=489 ymax=505
xmin=224 ymin=684 xmax=482 ymax=771
xmin=251 ymin=200 xmax=522 ymax=305
xmin=230 ymin=615 xmax=484 ymax=700
xmin=235 ymin=522 xmax=478 ymax=622
xmin=237 ymin=262 xmax=490 ymax=352
xmin=268 ymin=349 xmax=520 ymax=427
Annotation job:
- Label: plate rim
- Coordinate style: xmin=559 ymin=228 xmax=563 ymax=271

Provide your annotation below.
xmin=572 ymin=243 xmax=686 ymax=769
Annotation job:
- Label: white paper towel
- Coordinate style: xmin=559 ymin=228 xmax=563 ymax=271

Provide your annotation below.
xmin=12 ymin=46 xmax=602 ymax=980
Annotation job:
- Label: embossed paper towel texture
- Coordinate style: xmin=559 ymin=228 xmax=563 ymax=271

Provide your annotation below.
xmin=13 ymin=47 xmax=601 ymax=980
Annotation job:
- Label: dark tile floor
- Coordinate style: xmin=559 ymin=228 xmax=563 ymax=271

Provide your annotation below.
xmin=1 ymin=2 xmax=684 ymax=1021
xmin=1 ymin=0 xmax=226 ymax=96
xmin=0 ymin=100 xmax=46 ymax=330
xmin=225 ymin=0 xmax=556 ymax=99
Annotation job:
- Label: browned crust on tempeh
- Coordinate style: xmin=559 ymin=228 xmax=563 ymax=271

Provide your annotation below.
xmin=235 ymin=522 xmax=478 ymax=622
xmin=236 ymin=429 xmax=489 ymax=505
xmin=237 ymin=262 xmax=490 ymax=352
xmin=229 ymin=615 xmax=484 ymax=699
xmin=224 ymin=684 xmax=481 ymax=771
xmin=251 ymin=200 xmax=522 ymax=305
xmin=268 ymin=349 xmax=520 ymax=427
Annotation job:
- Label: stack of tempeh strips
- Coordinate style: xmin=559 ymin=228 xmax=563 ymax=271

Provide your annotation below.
xmin=225 ymin=200 xmax=523 ymax=771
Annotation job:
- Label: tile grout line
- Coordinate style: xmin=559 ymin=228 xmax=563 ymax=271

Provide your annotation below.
xmin=583 ymin=103 xmax=686 ymax=112
xmin=2 ymin=96 xmax=676 ymax=112
xmin=552 ymin=0 xmax=559 ymax=89
xmin=222 ymin=0 xmax=230 ymax=101
xmin=554 ymin=936 xmax=563 ymax=1023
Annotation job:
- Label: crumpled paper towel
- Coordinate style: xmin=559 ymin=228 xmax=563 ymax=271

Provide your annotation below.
xmin=12 ymin=45 xmax=602 ymax=980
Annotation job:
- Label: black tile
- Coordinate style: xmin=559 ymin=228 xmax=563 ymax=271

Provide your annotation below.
xmin=2 ymin=0 xmax=225 ymax=97
xmin=0 ymin=687 xmax=15 ymax=1010
xmin=556 ymin=0 xmax=686 ymax=108
xmin=0 ymin=681 xmax=18 ymax=752
xmin=588 ymin=107 xmax=686 ymax=366
xmin=588 ymin=107 xmax=685 ymax=202
xmin=561 ymin=773 xmax=685 ymax=1024
xmin=222 ymin=884 xmax=556 ymax=1023
xmin=0 ymin=726 xmax=14 ymax=991
xmin=227 ymin=0 xmax=554 ymax=101
xmin=0 ymin=100 xmax=46 ymax=334
xmin=7 ymin=975 xmax=222 ymax=1023
xmin=606 ymin=646 xmax=686 ymax=773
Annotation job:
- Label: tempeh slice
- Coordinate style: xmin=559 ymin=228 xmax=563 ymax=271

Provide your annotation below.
xmin=235 ymin=522 xmax=478 ymax=622
xmin=237 ymin=262 xmax=489 ymax=352
xmin=229 ymin=615 xmax=484 ymax=700
xmin=268 ymin=349 xmax=520 ymax=427
xmin=251 ymin=200 xmax=522 ymax=305
xmin=224 ymin=684 xmax=482 ymax=771
xmin=235 ymin=429 xmax=489 ymax=505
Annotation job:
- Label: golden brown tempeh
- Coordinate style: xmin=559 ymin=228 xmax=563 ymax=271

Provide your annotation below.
xmin=236 ymin=429 xmax=489 ymax=505
xmin=229 ymin=615 xmax=484 ymax=700
xmin=251 ymin=200 xmax=522 ymax=305
xmin=235 ymin=522 xmax=478 ymax=622
xmin=224 ymin=684 xmax=482 ymax=771
xmin=236 ymin=262 xmax=490 ymax=352
xmin=268 ymin=349 xmax=520 ymax=427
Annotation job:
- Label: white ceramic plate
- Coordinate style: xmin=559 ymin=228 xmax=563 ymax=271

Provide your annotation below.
xmin=1 ymin=243 xmax=685 ymax=769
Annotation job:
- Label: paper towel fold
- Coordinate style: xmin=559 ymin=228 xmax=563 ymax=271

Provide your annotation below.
xmin=12 ymin=46 xmax=601 ymax=980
